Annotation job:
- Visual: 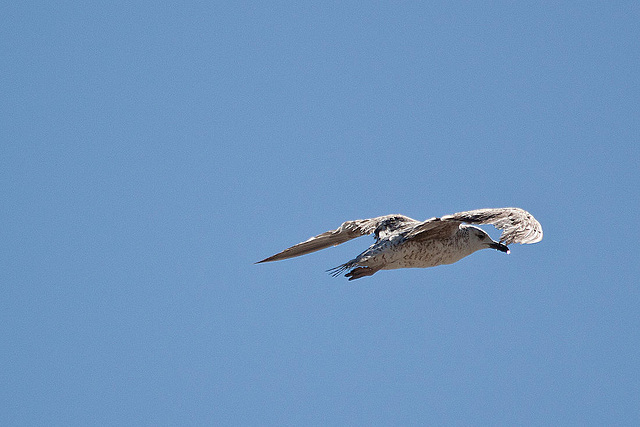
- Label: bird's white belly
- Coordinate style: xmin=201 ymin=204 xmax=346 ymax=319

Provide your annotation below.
xmin=377 ymin=239 xmax=473 ymax=270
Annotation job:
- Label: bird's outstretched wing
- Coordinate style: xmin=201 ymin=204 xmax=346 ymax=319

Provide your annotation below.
xmin=443 ymin=207 xmax=543 ymax=245
xmin=256 ymin=214 xmax=418 ymax=263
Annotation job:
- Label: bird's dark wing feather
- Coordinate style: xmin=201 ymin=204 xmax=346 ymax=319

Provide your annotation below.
xmin=443 ymin=207 xmax=543 ymax=245
xmin=404 ymin=217 xmax=462 ymax=241
xmin=256 ymin=214 xmax=418 ymax=263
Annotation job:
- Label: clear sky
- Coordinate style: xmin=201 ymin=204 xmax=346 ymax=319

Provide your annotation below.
xmin=2 ymin=2 xmax=639 ymax=425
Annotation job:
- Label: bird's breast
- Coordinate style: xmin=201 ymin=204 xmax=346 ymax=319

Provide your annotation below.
xmin=377 ymin=238 xmax=474 ymax=270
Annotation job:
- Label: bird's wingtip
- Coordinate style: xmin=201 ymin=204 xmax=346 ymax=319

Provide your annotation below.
xmin=255 ymin=254 xmax=280 ymax=264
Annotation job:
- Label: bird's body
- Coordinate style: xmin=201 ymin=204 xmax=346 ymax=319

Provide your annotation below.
xmin=257 ymin=208 xmax=542 ymax=280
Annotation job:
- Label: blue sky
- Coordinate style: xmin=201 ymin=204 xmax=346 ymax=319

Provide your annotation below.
xmin=2 ymin=2 xmax=639 ymax=425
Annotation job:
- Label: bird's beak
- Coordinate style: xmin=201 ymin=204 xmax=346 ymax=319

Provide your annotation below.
xmin=489 ymin=242 xmax=510 ymax=254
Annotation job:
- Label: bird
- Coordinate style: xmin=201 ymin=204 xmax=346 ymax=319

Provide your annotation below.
xmin=256 ymin=207 xmax=543 ymax=280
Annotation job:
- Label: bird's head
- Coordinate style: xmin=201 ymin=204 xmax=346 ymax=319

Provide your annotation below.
xmin=467 ymin=226 xmax=510 ymax=254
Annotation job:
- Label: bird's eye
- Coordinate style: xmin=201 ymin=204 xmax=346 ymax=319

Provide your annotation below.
xmin=478 ymin=234 xmax=485 ymax=239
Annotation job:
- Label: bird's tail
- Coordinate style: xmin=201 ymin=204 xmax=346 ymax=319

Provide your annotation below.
xmin=327 ymin=261 xmax=378 ymax=280
xmin=327 ymin=261 xmax=355 ymax=277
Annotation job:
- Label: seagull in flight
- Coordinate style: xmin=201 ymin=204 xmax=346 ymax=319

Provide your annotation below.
xmin=256 ymin=207 xmax=543 ymax=280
